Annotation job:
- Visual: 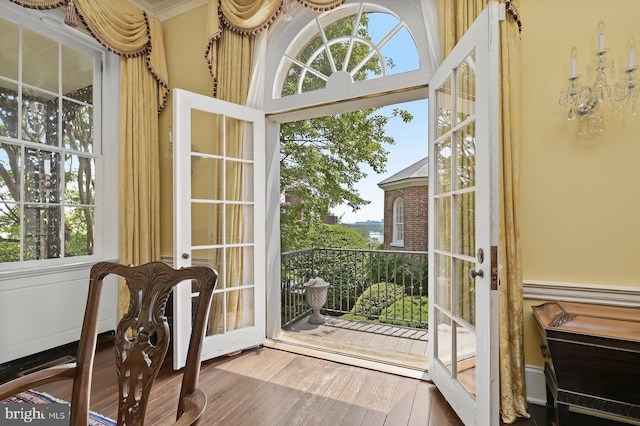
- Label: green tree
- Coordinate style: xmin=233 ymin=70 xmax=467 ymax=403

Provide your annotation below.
xmin=279 ymin=13 xmax=413 ymax=253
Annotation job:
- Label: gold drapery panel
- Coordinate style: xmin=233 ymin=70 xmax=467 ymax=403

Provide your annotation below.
xmin=439 ymin=0 xmax=527 ymax=423
xmin=74 ymin=0 xmax=167 ymax=319
xmin=118 ymin=54 xmax=162 ymax=318
xmin=207 ymin=29 xmax=253 ymax=334
xmin=12 ymin=0 xmax=169 ymax=319
xmin=497 ymin=1 xmax=527 ymax=423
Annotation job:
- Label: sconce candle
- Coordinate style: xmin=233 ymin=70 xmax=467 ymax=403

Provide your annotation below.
xmin=598 ymin=21 xmax=605 ymax=51
xmin=629 ymin=38 xmax=635 ymax=69
xmin=570 ymin=47 xmax=577 ymax=77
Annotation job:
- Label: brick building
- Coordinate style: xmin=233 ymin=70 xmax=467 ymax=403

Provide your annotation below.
xmin=377 ymin=157 xmax=428 ymax=251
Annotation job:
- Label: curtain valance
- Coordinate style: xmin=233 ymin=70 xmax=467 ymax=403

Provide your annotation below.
xmin=11 ymin=0 xmax=169 ymax=112
xmin=206 ymin=0 xmax=345 ymax=94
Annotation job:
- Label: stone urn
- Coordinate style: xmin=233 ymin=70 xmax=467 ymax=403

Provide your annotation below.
xmin=304 ymin=276 xmax=330 ymax=324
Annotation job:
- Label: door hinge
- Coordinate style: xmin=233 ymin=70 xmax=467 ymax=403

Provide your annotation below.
xmin=491 ymin=245 xmax=498 ymax=290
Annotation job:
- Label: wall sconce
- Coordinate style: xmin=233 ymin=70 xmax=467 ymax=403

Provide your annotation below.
xmin=559 ymin=21 xmax=638 ymax=136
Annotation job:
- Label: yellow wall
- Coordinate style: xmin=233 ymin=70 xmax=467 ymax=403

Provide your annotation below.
xmin=520 ymin=0 xmax=640 ymax=366
xmin=158 ymin=5 xmax=213 ymax=256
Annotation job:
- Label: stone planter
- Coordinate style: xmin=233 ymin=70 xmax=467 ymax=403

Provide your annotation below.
xmin=304 ymin=276 xmax=330 ymax=324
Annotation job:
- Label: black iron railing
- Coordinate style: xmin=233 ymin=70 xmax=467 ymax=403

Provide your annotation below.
xmin=281 ymin=248 xmax=429 ymax=329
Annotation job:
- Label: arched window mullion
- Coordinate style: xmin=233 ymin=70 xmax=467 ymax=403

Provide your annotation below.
xmin=349 ymin=40 xmax=384 ymax=78
xmin=350 ymin=20 xmax=405 ymax=78
xmin=315 ymin=17 xmax=338 ymax=75
xmin=343 ymin=2 xmax=366 ymax=72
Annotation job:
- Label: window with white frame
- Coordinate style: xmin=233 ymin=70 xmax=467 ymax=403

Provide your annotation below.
xmin=392 ymin=197 xmax=404 ymax=246
xmin=0 ymin=5 xmax=117 ymax=269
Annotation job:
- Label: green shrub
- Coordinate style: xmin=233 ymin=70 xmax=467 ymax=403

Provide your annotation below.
xmin=351 ymin=282 xmax=405 ymax=318
xmin=379 ymin=296 xmax=428 ymax=328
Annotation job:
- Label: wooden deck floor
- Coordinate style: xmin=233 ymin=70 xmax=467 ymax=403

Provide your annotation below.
xmin=278 ymin=316 xmax=429 ymax=373
xmin=35 ymin=344 xmax=464 ymax=426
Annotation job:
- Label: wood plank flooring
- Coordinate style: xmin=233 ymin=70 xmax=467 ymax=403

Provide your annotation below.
xmin=281 ymin=316 xmax=428 ymax=371
xmin=35 ymin=345 xmax=464 ymax=425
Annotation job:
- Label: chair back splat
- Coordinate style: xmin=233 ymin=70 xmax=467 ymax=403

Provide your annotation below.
xmin=0 ymin=260 xmax=218 ymax=426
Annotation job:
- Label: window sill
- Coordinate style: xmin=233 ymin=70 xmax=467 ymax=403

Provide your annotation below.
xmin=390 ymin=242 xmax=404 ymax=248
xmin=0 ymin=258 xmax=117 ymax=284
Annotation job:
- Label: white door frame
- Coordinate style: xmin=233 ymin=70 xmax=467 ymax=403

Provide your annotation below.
xmin=427 ymin=3 xmax=502 ymax=425
xmin=173 ymin=88 xmax=266 ymax=370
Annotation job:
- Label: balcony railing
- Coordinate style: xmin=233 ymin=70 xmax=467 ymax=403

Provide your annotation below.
xmin=281 ymin=248 xmax=429 ymax=329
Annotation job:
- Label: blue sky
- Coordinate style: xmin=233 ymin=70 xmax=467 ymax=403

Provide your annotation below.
xmin=331 ymin=98 xmax=429 ymax=223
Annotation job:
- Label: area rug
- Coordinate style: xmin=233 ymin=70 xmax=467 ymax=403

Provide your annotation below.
xmin=1 ymin=389 xmax=116 ymax=425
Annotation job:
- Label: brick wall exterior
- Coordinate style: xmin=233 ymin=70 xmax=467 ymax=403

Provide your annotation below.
xmin=382 ymin=184 xmax=428 ymax=251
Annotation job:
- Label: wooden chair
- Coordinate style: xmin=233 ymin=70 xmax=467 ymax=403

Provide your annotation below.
xmin=0 ymin=261 xmax=218 ymax=425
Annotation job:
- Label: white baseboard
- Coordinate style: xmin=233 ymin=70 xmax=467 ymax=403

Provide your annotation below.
xmin=525 ymin=365 xmax=547 ymax=406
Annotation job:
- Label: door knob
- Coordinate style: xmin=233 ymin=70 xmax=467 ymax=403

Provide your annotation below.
xmin=469 ymin=268 xmax=484 ymax=279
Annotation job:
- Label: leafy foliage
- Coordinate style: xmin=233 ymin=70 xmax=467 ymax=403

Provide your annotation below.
xmin=279 ymin=12 xmax=414 ymax=253
xmin=379 ymin=296 xmax=429 ymax=328
xmin=351 ymin=282 xmax=405 ymax=318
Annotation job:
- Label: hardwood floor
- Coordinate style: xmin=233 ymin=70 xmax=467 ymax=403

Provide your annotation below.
xmin=35 ymin=345 xmax=464 ymax=425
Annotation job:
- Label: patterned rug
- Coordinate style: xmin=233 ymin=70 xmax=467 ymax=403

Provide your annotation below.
xmin=1 ymin=389 xmax=116 ymax=425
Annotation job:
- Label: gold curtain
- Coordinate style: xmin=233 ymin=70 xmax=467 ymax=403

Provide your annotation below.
xmin=74 ymin=0 xmax=168 ymax=318
xmin=439 ymin=0 xmax=527 ymax=423
xmin=12 ymin=1 xmax=169 ymax=320
xmin=497 ymin=2 xmax=526 ymax=423
xmin=207 ymin=29 xmax=254 ymax=334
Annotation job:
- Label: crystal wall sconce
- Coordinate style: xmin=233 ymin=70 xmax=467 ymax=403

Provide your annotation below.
xmin=559 ymin=21 xmax=638 ymax=136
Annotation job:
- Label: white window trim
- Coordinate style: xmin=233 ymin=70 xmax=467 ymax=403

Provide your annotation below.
xmin=391 ymin=197 xmax=404 ymax=247
xmin=0 ymin=3 xmax=119 ymax=275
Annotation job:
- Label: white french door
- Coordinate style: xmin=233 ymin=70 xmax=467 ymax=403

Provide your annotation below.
xmin=172 ymin=88 xmax=266 ymax=369
xmin=427 ymin=4 xmax=501 ymax=425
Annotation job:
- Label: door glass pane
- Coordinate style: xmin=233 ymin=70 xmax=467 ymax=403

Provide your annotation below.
xmin=456 ymin=50 xmax=476 ymax=124
xmin=457 ymin=123 xmax=476 ymax=189
xmin=225 ymin=246 xmax=253 ymax=286
xmin=225 ymin=117 xmax=252 ymax=160
xmin=191 ymin=109 xmax=222 ymax=156
xmin=225 ymin=161 xmax=253 ymax=201
xmin=191 ymin=203 xmax=222 ymax=246
xmin=436 ymin=78 xmax=452 ymax=138
xmin=435 ymin=196 xmax=451 ymax=251
xmin=225 ymin=205 xmax=253 ymax=244
xmin=436 ymin=308 xmax=453 ymax=372
xmin=455 ymin=192 xmax=475 ymax=257
xmin=455 ymin=322 xmax=476 ymax=396
xmin=435 ymin=254 xmax=451 ymax=311
xmin=435 ymin=136 xmax=452 ymax=194
xmin=454 ymin=258 xmax=476 ymax=326
xmin=191 ymin=157 xmax=223 ymax=200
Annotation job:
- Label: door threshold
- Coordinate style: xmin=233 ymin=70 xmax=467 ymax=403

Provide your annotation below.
xmin=265 ymin=332 xmax=431 ymax=381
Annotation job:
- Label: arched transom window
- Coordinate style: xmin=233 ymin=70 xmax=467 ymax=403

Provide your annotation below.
xmin=265 ymin=1 xmax=434 ymax=116
xmin=278 ymin=3 xmax=419 ymax=97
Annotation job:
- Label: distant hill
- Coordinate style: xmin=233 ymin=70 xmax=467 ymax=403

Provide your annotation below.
xmin=342 ymin=221 xmax=383 ymax=235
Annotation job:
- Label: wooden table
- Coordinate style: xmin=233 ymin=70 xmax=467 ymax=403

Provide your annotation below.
xmin=532 ymin=301 xmax=640 ymax=425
